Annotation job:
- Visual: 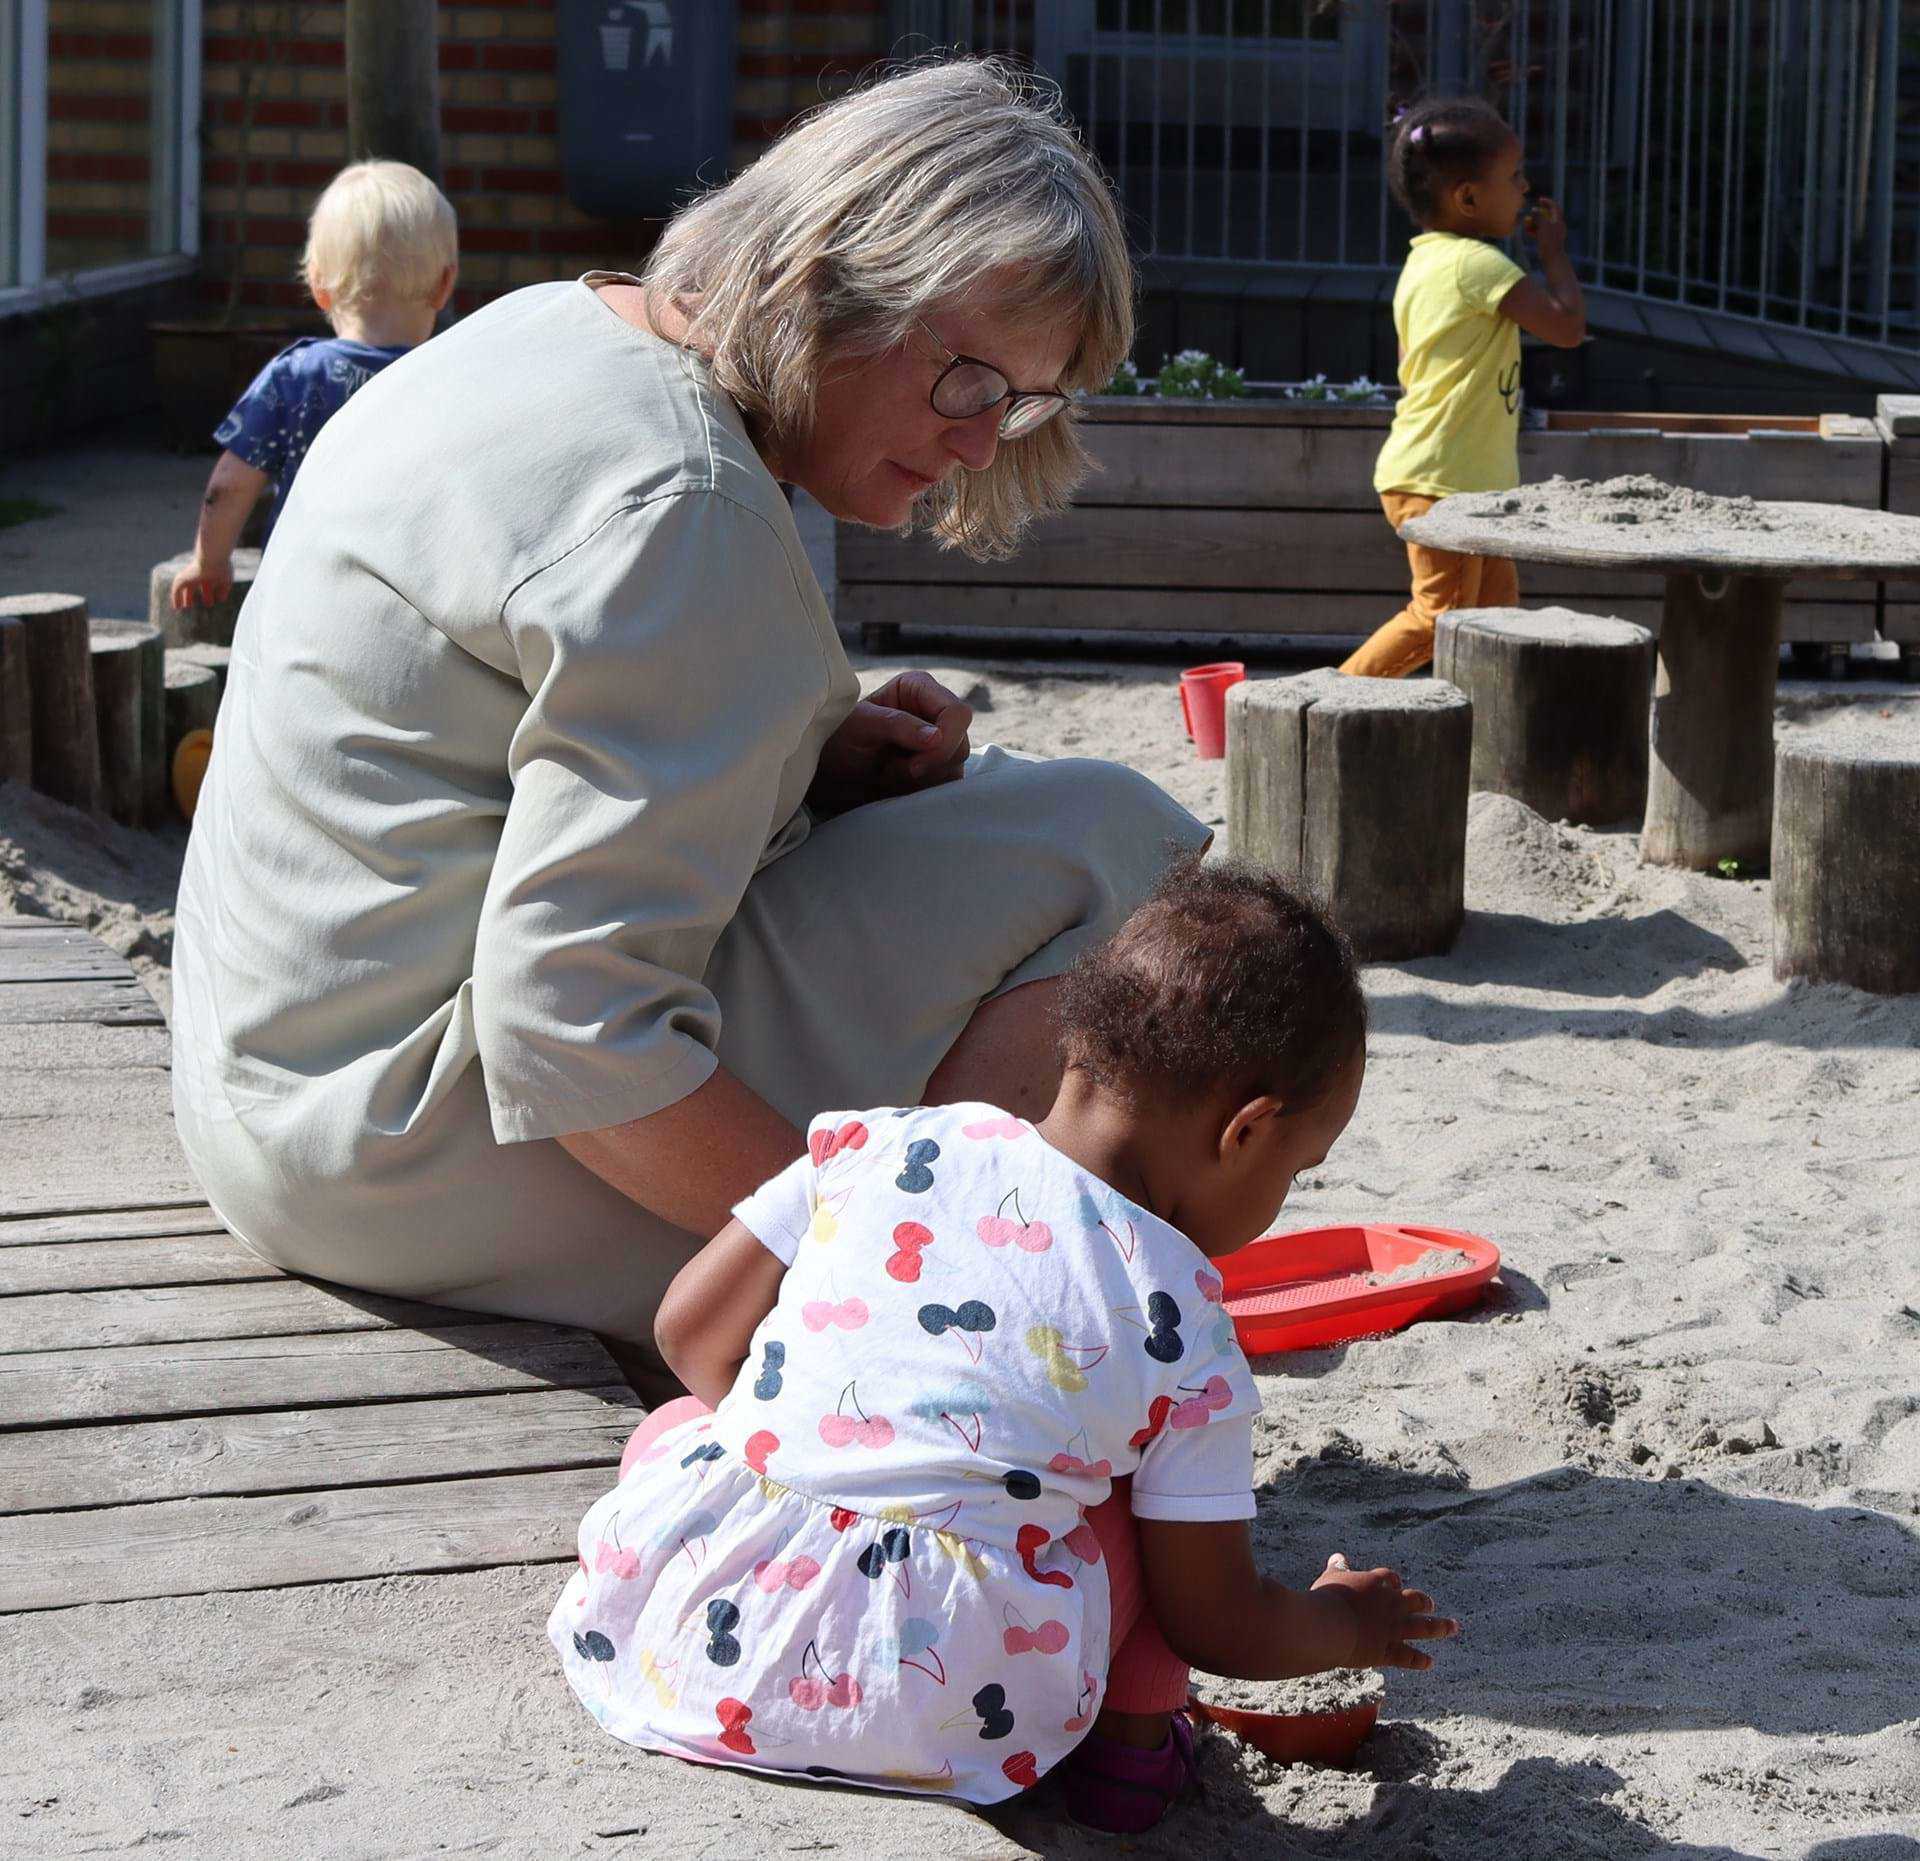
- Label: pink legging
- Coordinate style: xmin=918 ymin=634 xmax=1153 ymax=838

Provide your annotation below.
xmin=619 ymin=1401 xmax=1189 ymax=1716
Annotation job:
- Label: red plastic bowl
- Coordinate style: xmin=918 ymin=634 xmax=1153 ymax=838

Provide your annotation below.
xmin=1188 ymin=1695 xmax=1380 ymax=1765
xmin=1217 ymin=1223 xmax=1501 ymax=1354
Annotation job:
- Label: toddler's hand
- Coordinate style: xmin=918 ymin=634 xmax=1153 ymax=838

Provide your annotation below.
xmin=1311 ymin=1551 xmax=1459 ymax=1671
xmin=1525 ymin=197 xmax=1568 ymax=263
xmin=172 ymin=558 xmax=233 ymax=611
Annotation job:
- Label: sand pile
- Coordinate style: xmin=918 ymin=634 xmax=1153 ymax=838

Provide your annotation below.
xmin=1364 ymin=1247 xmax=1475 ymax=1287
xmin=1464 ymin=790 xmax=1615 ymax=923
xmin=1488 ymin=473 xmax=1779 ymax=533
xmin=1198 ymin=1666 xmax=1387 ymax=1718
xmin=9 ymin=657 xmax=1920 ymax=1860
xmin=0 ymin=780 xmax=186 ymax=1013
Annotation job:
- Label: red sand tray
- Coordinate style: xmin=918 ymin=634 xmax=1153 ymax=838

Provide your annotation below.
xmin=1218 ymin=1223 xmax=1501 ymax=1354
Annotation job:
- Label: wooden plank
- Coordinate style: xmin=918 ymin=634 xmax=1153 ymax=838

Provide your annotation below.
xmin=1081 ymin=421 xmax=1388 ymax=510
xmin=0 ymin=1383 xmax=638 ymax=1514
xmin=0 ymin=1277 xmax=474 ymax=1355
xmin=1521 ymin=431 xmax=1882 ymax=507
xmin=0 ymin=1021 xmax=197 ymax=1215
xmin=0 ymin=1320 xmax=623 ymax=1428
xmin=0 ymin=1232 xmax=279 ymax=1295
xmin=0 ymin=976 xmax=164 ymax=1027
xmin=0 ymin=1202 xmax=219 ymax=1245
xmin=0 ymin=1464 xmax=616 ymax=1611
xmin=0 ymin=937 xmax=134 ymax=985
xmin=1080 ymin=397 xmax=1394 ymax=429
xmin=837 ymin=583 xmax=1879 ymax=644
xmin=838 ymin=508 xmax=1880 ymax=604
xmin=1014 ymin=422 xmax=1883 ymax=515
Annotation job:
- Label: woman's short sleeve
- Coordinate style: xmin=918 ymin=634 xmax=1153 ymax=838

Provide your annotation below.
xmin=472 ymin=490 xmax=833 ymax=1144
xmin=1455 ymin=238 xmax=1527 ymax=314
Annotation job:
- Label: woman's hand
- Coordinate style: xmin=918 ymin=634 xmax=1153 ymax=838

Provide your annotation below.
xmin=807 ymin=669 xmax=973 ymax=817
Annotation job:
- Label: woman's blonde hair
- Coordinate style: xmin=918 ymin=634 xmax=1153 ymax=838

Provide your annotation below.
xmin=644 ymin=58 xmax=1134 ymax=561
xmin=303 ymin=160 xmax=459 ymax=316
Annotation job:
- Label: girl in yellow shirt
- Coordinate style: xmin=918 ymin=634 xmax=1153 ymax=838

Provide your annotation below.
xmin=1343 ymin=97 xmax=1587 ymax=678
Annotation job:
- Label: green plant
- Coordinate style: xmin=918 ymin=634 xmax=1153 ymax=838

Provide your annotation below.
xmin=1155 ymin=349 xmax=1248 ymax=401
xmin=1102 ymin=358 xmax=1143 ymax=396
xmin=1715 ymin=858 xmax=1743 ymax=880
xmin=1285 ymin=372 xmax=1392 ymax=404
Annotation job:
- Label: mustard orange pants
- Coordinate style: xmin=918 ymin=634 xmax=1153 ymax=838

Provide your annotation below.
xmin=1340 ymin=490 xmax=1520 ymax=679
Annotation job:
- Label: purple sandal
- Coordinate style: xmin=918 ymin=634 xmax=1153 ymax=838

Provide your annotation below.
xmin=1061 ymin=1708 xmax=1202 ymax=1834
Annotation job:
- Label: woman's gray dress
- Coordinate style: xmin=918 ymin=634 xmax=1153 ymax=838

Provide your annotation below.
xmin=170 ymin=277 xmax=1205 ymax=1346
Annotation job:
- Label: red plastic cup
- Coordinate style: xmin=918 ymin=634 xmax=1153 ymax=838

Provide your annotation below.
xmin=1178 ymin=661 xmax=1246 ymax=760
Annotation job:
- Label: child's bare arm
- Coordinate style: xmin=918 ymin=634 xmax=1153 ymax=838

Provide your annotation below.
xmin=1499 ymin=199 xmax=1586 ymax=349
xmin=1137 ymin=1518 xmax=1459 ymax=1679
xmin=652 ymin=1217 xmax=786 ymax=1407
xmin=173 ymin=451 xmax=271 ymax=610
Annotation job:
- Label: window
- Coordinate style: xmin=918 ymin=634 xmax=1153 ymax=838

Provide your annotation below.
xmin=1 ymin=0 xmax=199 ymax=306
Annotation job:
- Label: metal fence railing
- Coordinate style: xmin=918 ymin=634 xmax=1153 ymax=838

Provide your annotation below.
xmin=892 ymin=0 xmax=1919 ymax=357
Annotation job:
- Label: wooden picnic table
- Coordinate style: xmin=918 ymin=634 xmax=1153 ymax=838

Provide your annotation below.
xmin=1402 ymin=493 xmax=1920 ymax=869
xmin=0 ymin=920 xmax=639 ymax=1615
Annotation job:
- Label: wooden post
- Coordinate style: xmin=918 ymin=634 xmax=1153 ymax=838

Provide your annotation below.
xmin=1434 ymin=607 xmax=1655 ymax=826
xmin=150 ymin=550 xmax=261 ymax=650
xmin=1227 ymin=668 xmax=1473 ymax=960
xmin=168 ymin=643 xmax=233 ymax=712
xmin=1641 ymin=572 xmax=1785 ymax=870
xmin=0 ymin=593 xmax=102 ymax=814
xmin=1773 ymin=724 xmax=1920 ymax=993
xmin=163 ymin=659 xmax=222 ymax=776
xmin=345 ymin=0 xmax=442 ymax=182
xmin=0 ymin=616 xmax=31 ymax=788
xmin=89 ymin=621 xmax=167 ymax=828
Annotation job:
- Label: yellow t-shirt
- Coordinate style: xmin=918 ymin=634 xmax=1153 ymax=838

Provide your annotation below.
xmin=1373 ymin=231 xmax=1527 ymax=498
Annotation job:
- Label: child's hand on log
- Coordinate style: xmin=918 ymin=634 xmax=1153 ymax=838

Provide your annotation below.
xmin=172 ymin=558 xmax=234 ymax=611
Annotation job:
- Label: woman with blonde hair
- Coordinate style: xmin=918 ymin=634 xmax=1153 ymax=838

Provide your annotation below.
xmin=169 ymin=59 xmax=1204 ymax=1374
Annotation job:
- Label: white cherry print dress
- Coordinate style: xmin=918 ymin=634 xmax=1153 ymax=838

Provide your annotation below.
xmin=550 ymin=1103 xmax=1261 ymax=1804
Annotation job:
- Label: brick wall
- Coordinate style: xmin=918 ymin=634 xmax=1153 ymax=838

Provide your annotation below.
xmin=45 ymin=0 xmax=170 ymax=274
xmin=199 ymin=0 xmax=893 ymax=324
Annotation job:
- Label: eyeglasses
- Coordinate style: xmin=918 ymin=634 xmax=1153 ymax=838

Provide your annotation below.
xmin=920 ymin=321 xmax=1073 ymax=439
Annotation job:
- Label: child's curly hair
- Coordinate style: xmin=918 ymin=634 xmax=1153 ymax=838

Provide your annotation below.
xmin=1386 ymin=95 xmax=1516 ymax=224
xmin=1057 ymin=855 xmax=1367 ymax=1109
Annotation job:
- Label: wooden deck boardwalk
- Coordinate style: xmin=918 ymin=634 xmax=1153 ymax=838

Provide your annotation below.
xmin=0 ymin=919 xmax=640 ymax=1616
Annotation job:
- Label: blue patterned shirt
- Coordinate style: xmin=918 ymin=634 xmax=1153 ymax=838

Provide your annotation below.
xmin=213 ymin=336 xmax=412 ymax=530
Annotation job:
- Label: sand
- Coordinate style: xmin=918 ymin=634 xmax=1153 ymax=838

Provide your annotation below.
xmin=1364 ymin=1247 xmax=1476 ymax=1288
xmin=6 ymin=652 xmax=1920 ymax=1858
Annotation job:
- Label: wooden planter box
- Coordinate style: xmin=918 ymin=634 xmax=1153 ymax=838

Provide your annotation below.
xmin=1877 ymin=396 xmax=1920 ymax=678
xmin=836 ymin=400 xmax=1885 ymax=656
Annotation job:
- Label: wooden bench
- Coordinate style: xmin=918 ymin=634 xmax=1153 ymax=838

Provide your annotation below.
xmin=0 ymin=921 xmax=638 ymax=1614
xmin=835 ymin=404 xmax=1886 ymax=659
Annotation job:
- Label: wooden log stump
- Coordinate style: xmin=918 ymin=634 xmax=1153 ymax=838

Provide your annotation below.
xmin=150 ymin=549 xmax=261 ymax=649
xmin=0 ymin=616 xmax=31 ymax=788
xmin=163 ymin=658 xmax=221 ymax=768
xmin=0 ymin=593 xmax=102 ymax=814
xmin=1227 ymin=668 xmax=1473 ymax=959
xmin=1772 ymin=716 xmax=1920 ymax=994
xmin=1642 ymin=572 xmax=1785 ymax=870
xmin=1433 ymin=606 xmax=1655 ymax=826
xmin=89 ymin=621 xmax=166 ymax=829
xmin=170 ymin=642 xmax=232 ymax=703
